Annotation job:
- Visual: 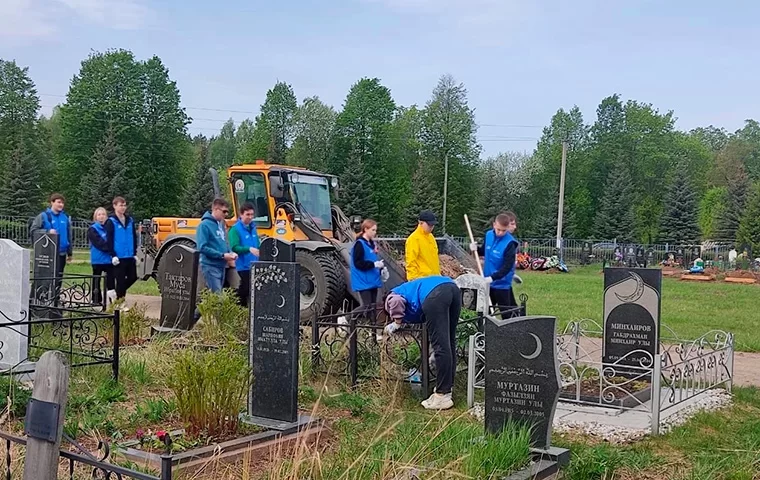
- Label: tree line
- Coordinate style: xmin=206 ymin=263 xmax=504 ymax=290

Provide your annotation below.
xmin=1 ymin=50 xmax=759 ymax=253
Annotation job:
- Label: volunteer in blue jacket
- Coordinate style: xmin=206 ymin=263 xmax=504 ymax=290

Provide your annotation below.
xmin=228 ymin=202 xmax=260 ymax=307
xmin=349 ymin=219 xmax=385 ymax=318
xmin=104 ymin=196 xmax=139 ymax=301
xmin=31 ymin=193 xmax=73 ymax=277
xmin=196 ymin=198 xmax=237 ymax=294
xmin=384 ymin=275 xmax=461 ymax=410
xmin=470 ymin=212 xmax=520 ymax=313
xmin=88 ymin=207 xmax=117 ymax=306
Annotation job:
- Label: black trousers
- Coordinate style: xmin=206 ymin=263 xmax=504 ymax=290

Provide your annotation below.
xmin=237 ymin=270 xmax=251 ymax=307
xmin=91 ymin=264 xmax=115 ymax=305
xmin=113 ymin=258 xmax=137 ymax=299
xmin=349 ymin=288 xmax=380 ymax=324
xmin=421 ymin=283 xmax=462 ymax=395
xmin=490 ymin=287 xmax=517 ymax=317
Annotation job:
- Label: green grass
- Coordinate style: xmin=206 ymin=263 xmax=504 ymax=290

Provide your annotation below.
xmin=64 ymin=261 xmax=160 ymax=296
xmin=514 ymin=266 xmax=760 ymax=352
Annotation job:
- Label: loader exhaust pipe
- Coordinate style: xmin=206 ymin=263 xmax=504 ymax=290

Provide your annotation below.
xmin=210 ymin=168 xmax=221 ymax=198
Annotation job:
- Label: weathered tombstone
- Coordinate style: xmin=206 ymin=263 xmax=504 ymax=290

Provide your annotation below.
xmin=485 ymin=315 xmax=561 ymax=450
xmin=0 ymin=240 xmax=32 ymax=370
xmin=602 ymin=268 xmax=661 ymax=371
xmin=624 ymin=246 xmax=636 ymax=267
xmin=455 ymin=273 xmax=489 ymax=314
xmin=259 ymin=237 xmax=296 ymax=263
xmin=155 ymin=243 xmax=200 ymax=332
xmin=31 ymin=232 xmax=59 ymax=306
xmin=244 ymin=261 xmax=307 ymax=428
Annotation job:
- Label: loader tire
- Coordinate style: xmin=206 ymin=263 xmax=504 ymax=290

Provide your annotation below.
xmin=296 ymin=249 xmax=346 ymax=326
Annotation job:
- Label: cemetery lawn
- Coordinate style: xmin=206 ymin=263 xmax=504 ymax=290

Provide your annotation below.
xmin=514 ymin=266 xmax=760 ymax=352
xmin=65 ymin=261 xmax=160 ymax=296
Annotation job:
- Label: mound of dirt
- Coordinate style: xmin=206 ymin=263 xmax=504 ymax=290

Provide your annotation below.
xmin=726 ymin=270 xmax=758 ymax=279
xmin=439 ymin=254 xmax=466 ymax=278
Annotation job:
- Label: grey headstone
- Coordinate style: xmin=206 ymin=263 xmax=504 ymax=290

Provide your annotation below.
xmin=602 ymin=268 xmax=661 ymax=370
xmin=158 ymin=244 xmax=200 ymax=330
xmin=248 ymin=261 xmax=300 ymax=423
xmin=0 ymin=240 xmax=31 ymax=368
xmin=31 ymin=233 xmax=59 ymax=306
xmin=455 ymin=273 xmax=489 ymax=313
xmin=485 ymin=315 xmax=561 ymax=450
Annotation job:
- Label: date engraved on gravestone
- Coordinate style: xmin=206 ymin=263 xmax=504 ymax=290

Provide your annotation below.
xmin=485 ymin=315 xmax=560 ymax=450
xmin=602 ymin=268 xmax=661 ymax=370
xmin=158 ymin=244 xmax=199 ymax=331
xmin=249 ymin=262 xmax=300 ymax=423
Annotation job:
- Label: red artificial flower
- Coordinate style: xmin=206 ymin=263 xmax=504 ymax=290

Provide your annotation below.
xmin=156 ymin=430 xmax=167 ymax=441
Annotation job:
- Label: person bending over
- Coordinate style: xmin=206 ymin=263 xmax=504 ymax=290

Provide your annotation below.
xmin=384 ymin=275 xmax=461 ymax=410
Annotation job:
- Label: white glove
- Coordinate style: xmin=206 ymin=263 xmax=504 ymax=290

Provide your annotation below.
xmin=513 ymin=274 xmax=522 ymax=284
xmin=381 ymin=268 xmax=390 ymax=283
xmin=111 ymin=257 xmax=120 ymax=266
xmin=469 ymin=242 xmax=478 ymax=252
xmin=374 ymin=260 xmax=385 ymax=269
xmin=384 ymin=322 xmax=402 ymax=335
xmin=484 ymin=276 xmax=493 ymax=285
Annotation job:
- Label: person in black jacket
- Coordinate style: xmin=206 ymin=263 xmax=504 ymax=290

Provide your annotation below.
xmin=88 ymin=207 xmax=117 ymax=306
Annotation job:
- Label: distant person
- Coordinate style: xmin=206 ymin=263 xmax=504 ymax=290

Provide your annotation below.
xmin=228 ymin=202 xmax=260 ymax=307
xmin=105 ymin=197 xmax=139 ymax=302
xmin=384 ymin=275 xmax=461 ymax=410
xmin=470 ymin=212 xmax=520 ymax=314
xmin=31 ymin=193 xmax=73 ymax=277
xmin=196 ymin=198 xmax=237 ymax=294
xmin=349 ymin=219 xmax=386 ymax=318
xmin=405 ymin=210 xmax=440 ymax=281
xmin=88 ymin=207 xmax=117 ymax=307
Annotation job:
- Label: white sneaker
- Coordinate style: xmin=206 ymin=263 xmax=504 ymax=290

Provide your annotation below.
xmin=106 ymin=290 xmax=117 ymax=305
xmin=336 ymin=315 xmax=348 ymax=336
xmin=421 ymin=393 xmax=454 ymax=410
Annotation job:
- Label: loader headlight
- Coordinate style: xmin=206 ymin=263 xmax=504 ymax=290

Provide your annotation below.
xmin=331 ymin=177 xmax=339 ymax=188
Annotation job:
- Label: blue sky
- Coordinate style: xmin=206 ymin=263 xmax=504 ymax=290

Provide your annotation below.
xmin=2 ymin=0 xmax=759 ymax=157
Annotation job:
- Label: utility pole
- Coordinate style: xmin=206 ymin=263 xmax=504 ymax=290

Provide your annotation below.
xmin=442 ymin=151 xmax=449 ymax=234
xmin=556 ymin=141 xmax=568 ymax=253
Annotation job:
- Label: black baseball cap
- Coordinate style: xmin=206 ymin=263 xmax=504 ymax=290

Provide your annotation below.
xmin=419 ymin=210 xmax=437 ymax=225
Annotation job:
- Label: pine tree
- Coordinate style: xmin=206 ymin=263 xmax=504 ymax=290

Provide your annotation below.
xmin=405 ymin=159 xmax=441 ymax=233
xmin=659 ymin=170 xmax=700 ymax=244
xmin=185 ymin=138 xmax=215 ymax=217
xmin=78 ymin=125 xmax=129 ymax=216
xmin=715 ymin=164 xmax=750 ymax=241
xmin=0 ymin=141 xmax=43 ymax=217
xmin=474 ymin=160 xmax=509 ymax=232
xmin=736 ymin=183 xmax=760 ymax=255
xmin=593 ymin=160 xmax=636 ymax=242
xmin=339 ymin=154 xmax=377 ymax=221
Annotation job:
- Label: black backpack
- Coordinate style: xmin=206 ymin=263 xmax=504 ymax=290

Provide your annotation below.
xmin=28 ymin=211 xmax=53 ymax=244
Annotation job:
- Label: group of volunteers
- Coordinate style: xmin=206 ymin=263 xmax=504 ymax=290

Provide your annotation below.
xmin=31 ymin=194 xmax=140 ymax=306
xmin=347 ymin=209 xmax=521 ymax=411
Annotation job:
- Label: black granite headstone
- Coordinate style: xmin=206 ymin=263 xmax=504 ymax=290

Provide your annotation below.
xmin=32 ymin=232 xmax=59 ymax=306
xmin=646 ymin=248 xmax=655 ymax=266
xmin=248 ymin=261 xmax=300 ymax=423
xmin=485 ymin=315 xmax=561 ymax=450
xmin=259 ymin=237 xmax=296 ymax=262
xmin=675 ymin=248 xmax=685 ymax=265
xmin=157 ymin=244 xmax=199 ymax=330
xmin=581 ymin=242 xmax=592 ymax=265
xmin=691 ymin=246 xmax=701 ymax=263
xmin=624 ymin=246 xmax=636 ymax=268
xmin=635 ymin=247 xmax=646 ymax=267
xmin=602 ymin=268 xmax=661 ymax=370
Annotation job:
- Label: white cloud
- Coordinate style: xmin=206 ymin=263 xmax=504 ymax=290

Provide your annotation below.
xmin=0 ymin=0 xmax=153 ymax=40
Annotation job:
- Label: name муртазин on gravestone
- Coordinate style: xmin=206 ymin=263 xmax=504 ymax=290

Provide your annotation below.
xmin=247 ymin=261 xmax=300 ymax=426
xmin=485 ymin=315 xmax=561 ymax=450
xmin=157 ymin=243 xmax=199 ymax=331
xmin=602 ymin=268 xmax=661 ymax=371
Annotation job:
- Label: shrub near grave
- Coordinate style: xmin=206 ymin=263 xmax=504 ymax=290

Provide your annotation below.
xmin=167 ymin=344 xmax=251 ymax=438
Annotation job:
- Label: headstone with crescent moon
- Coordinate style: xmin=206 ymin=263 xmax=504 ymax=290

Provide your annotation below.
xmin=485 ymin=315 xmax=561 ymax=450
xmin=259 ymin=237 xmax=296 ymax=263
xmin=31 ymin=232 xmax=59 ymax=307
xmin=602 ymin=268 xmax=661 ymax=371
xmin=0 ymin=239 xmax=31 ymax=369
xmin=247 ymin=261 xmax=301 ymax=426
xmin=156 ymin=243 xmax=200 ymax=331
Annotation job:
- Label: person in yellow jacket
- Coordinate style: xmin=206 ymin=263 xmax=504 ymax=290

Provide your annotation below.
xmin=405 ymin=210 xmax=440 ymax=281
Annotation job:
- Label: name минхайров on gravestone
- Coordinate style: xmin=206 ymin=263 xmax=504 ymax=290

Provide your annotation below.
xmin=602 ymin=268 xmax=662 ymax=370
xmin=485 ymin=315 xmax=561 ymax=450
xmin=157 ymin=243 xmax=199 ymax=331
xmin=248 ymin=261 xmax=300 ymax=424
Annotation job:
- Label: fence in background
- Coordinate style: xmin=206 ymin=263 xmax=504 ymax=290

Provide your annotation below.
xmin=0 ymin=215 xmax=92 ymax=249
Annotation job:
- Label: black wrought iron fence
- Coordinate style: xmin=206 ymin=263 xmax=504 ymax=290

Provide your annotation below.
xmin=0 ymin=215 xmax=92 ymax=249
xmin=31 ymin=272 xmax=107 ymax=312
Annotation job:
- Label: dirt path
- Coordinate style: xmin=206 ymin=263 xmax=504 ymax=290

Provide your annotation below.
xmin=125 ymin=293 xmax=760 ymax=387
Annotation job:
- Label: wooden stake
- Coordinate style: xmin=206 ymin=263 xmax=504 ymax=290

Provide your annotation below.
xmin=464 ymin=214 xmax=490 ymax=313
